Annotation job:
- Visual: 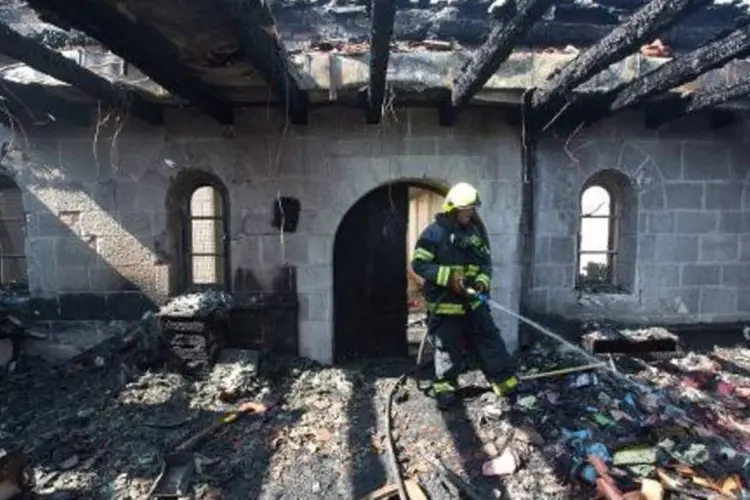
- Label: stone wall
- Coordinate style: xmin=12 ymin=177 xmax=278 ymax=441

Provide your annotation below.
xmin=530 ymin=112 xmax=750 ymax=326
xmin=0 ymin=106 xmax=524 ymax=364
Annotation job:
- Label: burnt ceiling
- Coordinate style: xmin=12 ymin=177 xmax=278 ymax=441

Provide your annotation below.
xmin=0 ymin=0 xmax=749 ymax=130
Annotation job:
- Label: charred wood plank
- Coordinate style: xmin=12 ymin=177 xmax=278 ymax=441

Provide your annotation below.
xmin=610 ymin=22 xmax=750 ymax=113
xmin=0 ymin=81 xmax=92 ymax=127
xmin=0 ymin=21 xmax=161 ymax=126
xmin=26 ymin=0 xmax=234 ymax=125
xmin=367 ymin=0 xmax=397 ymax=124
xmin=646 ymin=77 xmax=750 ymax=127
xmin=443 ymin=0 xmax=555 ymax=125
xmin=532 ymin=0 xmax=711 ymax=112
xmin=218 ymin=0 xmax=308 ymax=124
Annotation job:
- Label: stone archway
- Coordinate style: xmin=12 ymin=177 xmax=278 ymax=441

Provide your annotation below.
xmin=332 ymin=180 xmax=451 ymax=362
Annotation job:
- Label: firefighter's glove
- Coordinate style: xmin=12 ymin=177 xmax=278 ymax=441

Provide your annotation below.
xmin=449 ymin=273 xmax=466 ymax=296
xmin=473 ymin=281 xmax=488 ymax=295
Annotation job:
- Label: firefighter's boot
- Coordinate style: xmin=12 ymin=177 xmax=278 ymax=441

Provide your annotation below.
xmin=433 ymin=380 xmax=458 ymax=410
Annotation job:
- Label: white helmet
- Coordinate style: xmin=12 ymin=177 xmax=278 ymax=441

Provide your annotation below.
xmin=442 ymin=182 xmax=482 ymax=212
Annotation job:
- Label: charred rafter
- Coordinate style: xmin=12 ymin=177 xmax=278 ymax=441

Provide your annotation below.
xmin=0 ymin=81 xmax=92 ymax=127
xmin=0 ymin=21 xmax=161 ymax=125
xmin=646 ymin=77 xmax=750 ymax=127
xmin=27 ymin=0 xmax=234 ymax=125
xmin=218 ymin=0 xmax=308 ymax=124
xmin=532 ymin=0 xmax=711 ymax=112
xmin=442 ymin=0 xmax=555 ymax=125
xmin=609 ymin=22 xmax=750 ymax=113
xmin=366 ymin=0 xmax=397 ymax=124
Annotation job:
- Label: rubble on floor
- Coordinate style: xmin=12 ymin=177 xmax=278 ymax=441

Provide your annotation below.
xmin=0 ymin=322 xmax=748 ymax=499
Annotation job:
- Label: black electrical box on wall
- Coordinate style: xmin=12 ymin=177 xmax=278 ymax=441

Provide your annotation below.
xmin=272 ymin=196 xmax=301 ymax=232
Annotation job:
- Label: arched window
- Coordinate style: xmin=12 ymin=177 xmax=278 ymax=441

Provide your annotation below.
xmin=0 ymin=176 xmax=26 ymax=287
xmin=578 ymin=185 xmax=614 ymax=287
xmin=577 ymin=170 xmax=636 ymax=293
xmin=167 ymin=171 xmax=229 ymax=293
xmin=188 ymin=185 xmax=225 ymax=286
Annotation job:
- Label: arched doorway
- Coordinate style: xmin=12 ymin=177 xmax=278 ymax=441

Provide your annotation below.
xmin=333 ymin=181 xmax=447 ymax=362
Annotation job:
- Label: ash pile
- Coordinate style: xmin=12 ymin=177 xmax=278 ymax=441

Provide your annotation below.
xmin=157 ymin=290 xmax=233 ymax=375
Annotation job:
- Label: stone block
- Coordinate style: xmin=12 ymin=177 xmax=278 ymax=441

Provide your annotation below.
xmin=659 ymin=287 xmax=700 ymax=315
xmin=535 ymin=210 xmax=577 ymax=236
xmin=298 ymin=320 xmax=332 ymax=364
xmin=526 ymin=289 xmax=548 ymax=313
xmin=97 ymin=237 xmax=155 ymax=267
xmin=740 ymin=234 xmax=750 ymax=262
xmin=307 ymin=236 xmax=332 ymax=265
xmin=260 ymin=234 xmax=308 ymax=267
xmin=675 ymin=211 xmax=717 ymax=234
xmin=700 ymin=287 xmax=737 ymax=315
xmin=664 ymin=183 xmax=703 ymax=210
xmin=637 ymin=234 xmax=656 ymax=262
xmin=644 ymin=211 xmax=675 ymax=233
xmin=546 ymin=236 xmax=576 ymax=264
xmin=29 ymin=213 xmax=68 ymax=238
xmin=699 ymin=234 xmax=739 ymax=263
xmin=89 ymin=266 xmax=140 ymax=292
xmin=532 ymin=265 xmax=572 ymax=289
xmin=718 ymin=211 xmax=744 ymax=234
xmin=58 ymin=293 xmax=108 ymax=320
xmin=118 ymin=212 xmax=154 ymax=238
xmin=682 ymin=142 xmax=731 ymax=181
xmin=737 ymin=292 xmax=750 ymax=313
xmin=300 ymin=292 xmax=331 ymax=322
xmin=705 ymin=183 xmax=743 ymax=210
xmin=654 ymin=235 xmax=699 ymax=263
xmin=681 ymin=264 xmax=720 ymax=286
xmin=56 ymin=267 xmax=93 ymax=292
xmin=296 ymin=264 xmax=332 ymax=292
xmin=638 ymin=264 xmax=680 ymax=287
xmin=114 ymin=180 xmax=139 ymax=212
xmin=56 ymin=236 xmax=100 ymax=268
xmin=720 ymin=263 xmax=750 ymax=286
xmin=639 ymin=188 xmax=665 ymax=210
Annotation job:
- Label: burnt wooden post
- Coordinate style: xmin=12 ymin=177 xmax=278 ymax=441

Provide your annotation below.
xmin=366 ymin=0 xmax=397 ymax=124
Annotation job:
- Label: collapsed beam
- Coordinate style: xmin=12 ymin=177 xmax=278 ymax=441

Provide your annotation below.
xmin=532 ymin=0 xmax=711 ymax=112
xmin=610 ymin=22 xmax=750 ymax=113
xmin=646 ymin=77 xmax=750 ymax=127
xmin=218 ymin=0 xmax=308 ymax=124
xmin=366 ymin=0 xmax=397 ymax=124
xmin=0 ymin=21 xmax=161 ymax=125
xmin=443 ymin=0 xmax=555 ymax=125
xmin=27 ymin=0 xmax=234 ymax=125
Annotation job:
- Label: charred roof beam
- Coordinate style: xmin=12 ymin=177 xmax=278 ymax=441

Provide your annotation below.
xmin=645 ymin=77 xmax=750 ymax=127
xmin=366 ymin=0 xmax=397 ymax=124
xmin=441 ymin=0 xmax=556 ymax=125
xmin=532 ymin=0 xmax=712 ymax=113
xmin=27 ymin=0 xmax=234 ymax=125
xmin=609 ymin=22 xmax=750 ymax=113
xmin=0 ymin=82 xmax=92 ymax=127
xmin=218 ymin=0 xmax=308 ymax=124
xmin=0 ymin=21 xmax=162 ymax=126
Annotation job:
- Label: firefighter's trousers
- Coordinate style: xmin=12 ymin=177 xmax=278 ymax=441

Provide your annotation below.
xmin=429 ymin=303 xmax=516 ymax=385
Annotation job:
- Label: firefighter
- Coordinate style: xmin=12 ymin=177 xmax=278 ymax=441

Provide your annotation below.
xmin=411 ymin=182 xmax=518 ymax=409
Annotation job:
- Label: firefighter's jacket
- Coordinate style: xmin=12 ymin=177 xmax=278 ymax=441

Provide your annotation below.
xmin=411 ymin=213 xmax=492 ymax=315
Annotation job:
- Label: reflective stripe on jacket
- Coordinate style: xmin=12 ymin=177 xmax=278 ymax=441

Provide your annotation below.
xmin=410 ymin=213 xmax=492 ymax=315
